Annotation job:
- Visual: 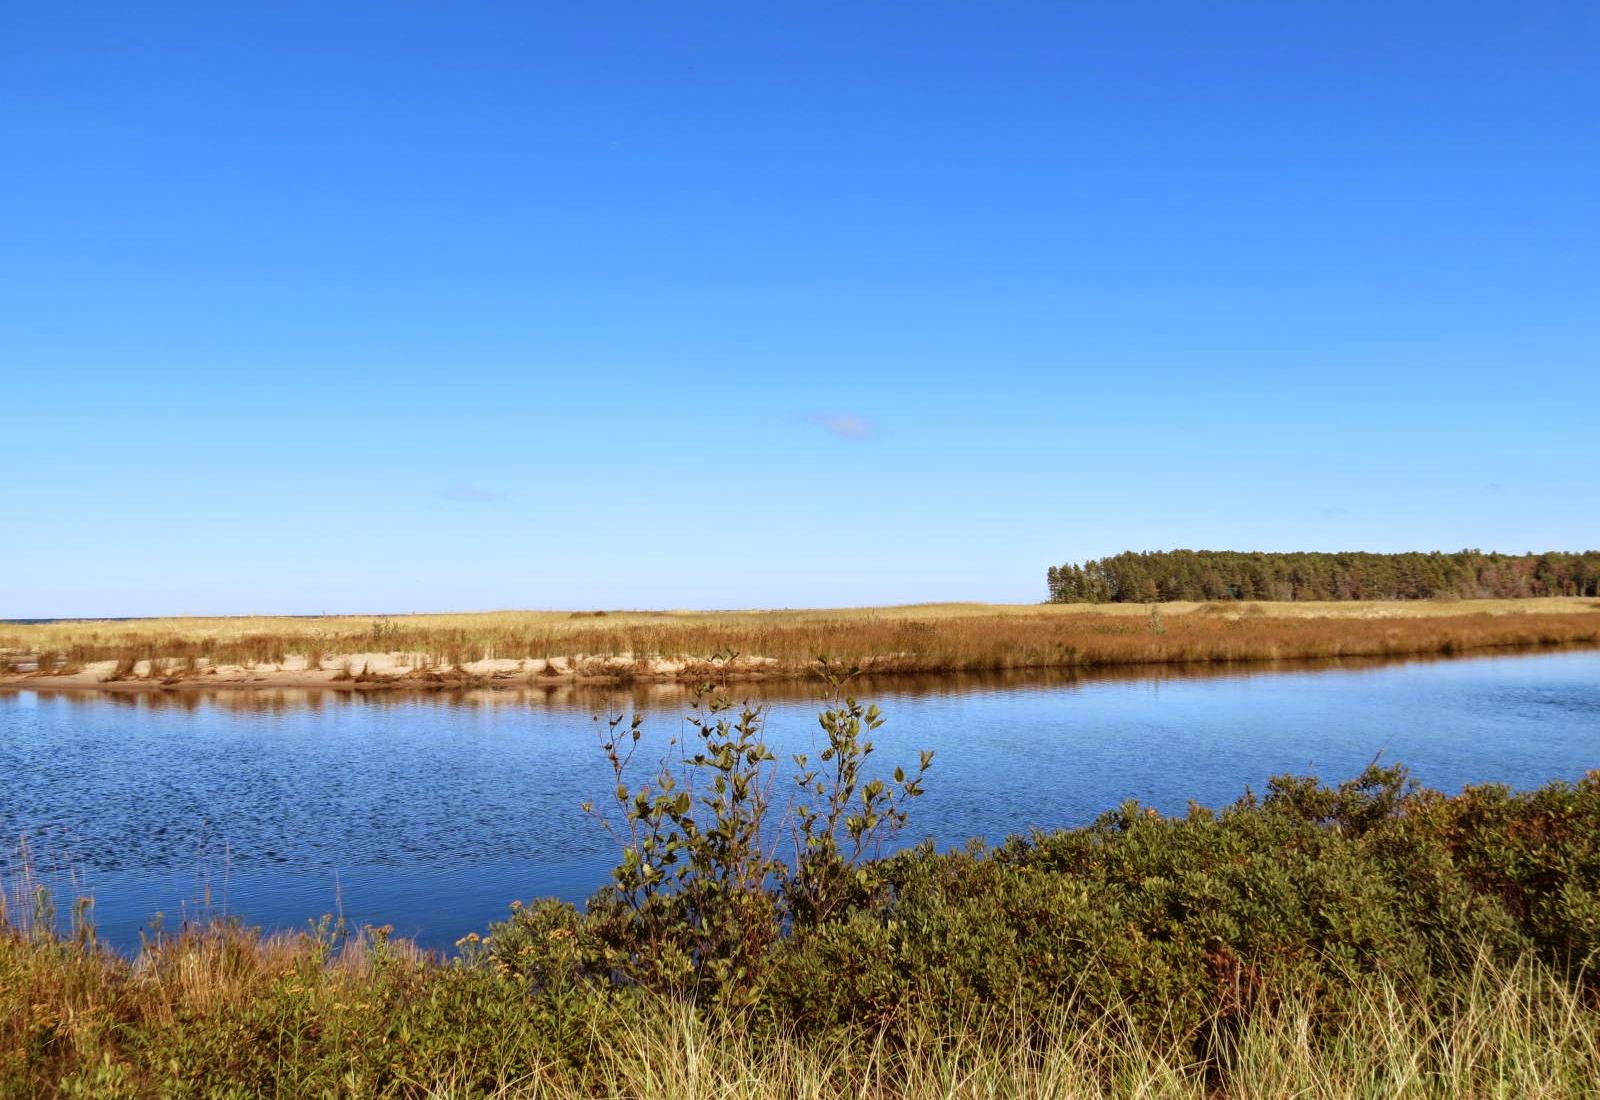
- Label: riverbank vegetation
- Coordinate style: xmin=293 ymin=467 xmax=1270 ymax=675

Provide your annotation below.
xmin=6 ymin=688 xmax=1600 ymax=1096
xmin=6 ymin=937 xmax=1597 ymax=1098
xmin=1048 ymin=549 xmax=1600 ymax=603
xmin=3 ymin=598 xmax=1599 ymax=690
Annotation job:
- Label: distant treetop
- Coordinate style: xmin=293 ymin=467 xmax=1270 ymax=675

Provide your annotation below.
xmin=1046 ymin=550 xmax=1600 ymax=603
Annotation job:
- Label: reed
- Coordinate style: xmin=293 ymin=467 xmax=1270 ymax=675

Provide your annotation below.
xmin=4 ymin=926 xmax=1596 ymax=1098
xmin=3 ymin=599 xmax=1599 ymax=686
xmin=576 ymin=969 xmax=1600 ymax=1099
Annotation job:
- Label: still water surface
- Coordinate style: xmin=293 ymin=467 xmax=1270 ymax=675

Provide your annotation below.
xmin=3 ymin=650 xmax=1597 ymax=951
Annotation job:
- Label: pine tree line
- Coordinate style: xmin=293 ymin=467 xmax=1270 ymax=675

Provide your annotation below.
xmin=1046 ymin=550 xmax=1600 ymax=603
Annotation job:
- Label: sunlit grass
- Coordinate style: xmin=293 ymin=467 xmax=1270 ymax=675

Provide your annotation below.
xmin=3 ymin=598 xmax=1598 ymax=685
xmin=5 ymin=923 xmax=1596 ymax=1098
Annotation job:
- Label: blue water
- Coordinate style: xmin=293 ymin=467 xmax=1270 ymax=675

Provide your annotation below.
xmin=3 ymin=650 xmax=1597 ymax=952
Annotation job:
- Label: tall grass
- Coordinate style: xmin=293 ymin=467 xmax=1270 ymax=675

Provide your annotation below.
xmin=5 ymin=924 xmax=1597 ymax=1098
xmin=575 ymin=968 xmax=1600 ymax=1099
xmin=4 ymin=600 xmax=1600 ymax=685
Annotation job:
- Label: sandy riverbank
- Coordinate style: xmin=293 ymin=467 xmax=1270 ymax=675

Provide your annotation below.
xmin=0 ymin=651 xmax=790 ymax=693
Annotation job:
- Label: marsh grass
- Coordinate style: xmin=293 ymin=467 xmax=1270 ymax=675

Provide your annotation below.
xmin=3 ymin=599 xmax=1600 ymax=687
xmin=5 ymin=925 xmax=1598 ymax=1098
xmin=574 ymin=968 xmax=1600 ymax=1100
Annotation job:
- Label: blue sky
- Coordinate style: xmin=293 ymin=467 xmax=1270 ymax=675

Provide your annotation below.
xmin=3 ymin=3 xmax=1596 ymax=616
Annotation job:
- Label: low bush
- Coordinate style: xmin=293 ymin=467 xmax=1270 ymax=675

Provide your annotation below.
xmin=483 ymin=749 xmax=1600 ymax=1052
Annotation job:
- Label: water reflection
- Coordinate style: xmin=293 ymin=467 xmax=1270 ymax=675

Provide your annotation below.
xmin=0 ymin=648 xmax=1557 ymax=715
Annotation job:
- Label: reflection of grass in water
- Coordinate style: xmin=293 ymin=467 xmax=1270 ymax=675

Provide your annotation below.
xmin=1 ymin=829 xmax=239 ymax=951
xmin=0 ymin=837 xmax=93 ymax=944
xmin=4 ymin=644 xmax=1597 ymax=717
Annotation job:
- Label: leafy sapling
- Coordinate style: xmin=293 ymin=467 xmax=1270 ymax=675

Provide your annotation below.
xmin=788 ymin=658 xmax=932 ymax=926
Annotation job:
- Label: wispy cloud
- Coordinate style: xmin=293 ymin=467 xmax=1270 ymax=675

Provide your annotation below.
xmin=807 ymin=413 xmax=875 ymax=441
xmin=438 ymin=481 xmax=506 ymax=504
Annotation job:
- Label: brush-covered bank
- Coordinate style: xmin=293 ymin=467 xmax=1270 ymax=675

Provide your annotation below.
xmin=4 ymin=598 xmax=1600 ymax=693
xmin=6 ymin=689 xmax=1600 ymax=1097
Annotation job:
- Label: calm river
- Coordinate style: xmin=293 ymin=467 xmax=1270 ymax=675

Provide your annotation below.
xmin=3 ymin=649 xmax=1597 ymax=951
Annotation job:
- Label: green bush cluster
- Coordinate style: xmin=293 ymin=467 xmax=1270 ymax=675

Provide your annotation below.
xmin=482 ymin=746 xmax=1600 ymax=1057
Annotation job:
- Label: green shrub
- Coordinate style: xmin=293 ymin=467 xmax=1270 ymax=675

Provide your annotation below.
xmin=558 ymin=665 xmax=930 ymax=1006
xmin=483 ymin=744 xmax=1600 ymax=1055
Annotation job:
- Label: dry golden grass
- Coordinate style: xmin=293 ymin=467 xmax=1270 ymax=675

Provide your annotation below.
xmin=8 ymin=595 xmax=1599 ymax=644
xmin=3 ymin=598 xmax=1598 ymax=687
xmin=6 ymin=924 xmax=1598 ymax=1099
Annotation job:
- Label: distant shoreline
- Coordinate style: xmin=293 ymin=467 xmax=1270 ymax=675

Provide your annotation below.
xmin=3 ymin=640 xmax=1598 ymax=698
xmin=4 ymin=598 xmax=1598 ymax=695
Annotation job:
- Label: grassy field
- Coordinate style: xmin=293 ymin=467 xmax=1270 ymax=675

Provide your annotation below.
xmin=3 ymin=598 xmax=1599 ymax=687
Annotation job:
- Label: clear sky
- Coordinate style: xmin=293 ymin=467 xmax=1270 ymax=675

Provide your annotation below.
xmin=2 ymin=3 xmax=1596 ymax=617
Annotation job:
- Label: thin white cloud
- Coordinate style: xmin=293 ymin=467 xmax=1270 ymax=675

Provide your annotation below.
xmin=807 ymin=413 xmax=874 ymax=441
xmin=438 ymin=482 xmax=506 ymax=503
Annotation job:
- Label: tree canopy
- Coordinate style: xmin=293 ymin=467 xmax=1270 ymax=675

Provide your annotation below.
xmin=1046 ymin=550 xmax=1600 ymax=603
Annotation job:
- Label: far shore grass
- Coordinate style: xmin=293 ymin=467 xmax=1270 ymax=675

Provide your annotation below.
xmin=3 ymin=597 xmax=1598 ymax=691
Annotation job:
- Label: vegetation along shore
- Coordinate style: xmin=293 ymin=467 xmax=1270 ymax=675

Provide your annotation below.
xmin=6 ymin=688 xmax=1600 ymax=1097
xmin=3 ymin=596 xmax=1599 ymax=693
xmin=1048 ymin=549 xmax=1600 ymax=603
